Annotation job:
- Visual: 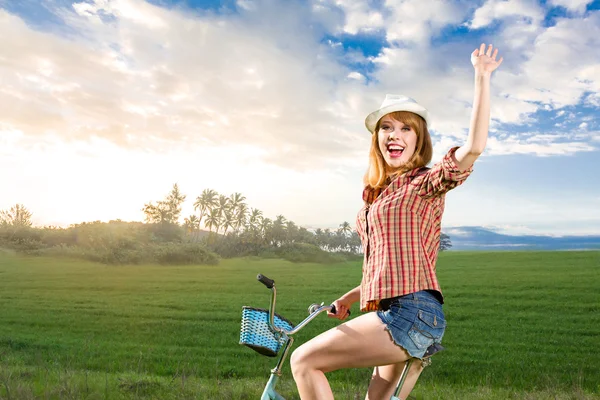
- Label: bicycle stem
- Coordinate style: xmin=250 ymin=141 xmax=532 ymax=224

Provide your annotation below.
xmin=266 ymin=285 xmax=334 ymax=336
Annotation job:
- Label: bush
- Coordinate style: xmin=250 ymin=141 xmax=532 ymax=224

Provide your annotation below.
xmin=151 ymin=242 xmax=219 ymax=265
xmin=25 ymin=242 xmax=219 ymax=266
xmin=0 ymin=226 xmax=45 ymax=252
xmin=264 ymin=243 xmax=347 ymax=264
xmin=145 ymin=222 xmax=184 ymax=243
xmin=204 ymin=234 xmax=270 ymax=258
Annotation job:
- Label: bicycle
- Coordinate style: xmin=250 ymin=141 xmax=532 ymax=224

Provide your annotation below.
xmin=239 ymin=274 xmax=444 ymax=400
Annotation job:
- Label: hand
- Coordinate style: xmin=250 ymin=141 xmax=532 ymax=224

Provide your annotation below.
xmin=328 ymin=299 xmax=352 ymax=321
xmin=471 ymin=43 xmax=503 ymax=75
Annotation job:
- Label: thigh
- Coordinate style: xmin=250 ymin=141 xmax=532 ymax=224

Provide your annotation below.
xmin=292 ymin=312 xmax=412 ymax=373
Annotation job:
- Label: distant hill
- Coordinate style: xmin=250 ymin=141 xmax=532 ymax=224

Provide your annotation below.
xmin=445 ymin=226 xmax=600 ymax=251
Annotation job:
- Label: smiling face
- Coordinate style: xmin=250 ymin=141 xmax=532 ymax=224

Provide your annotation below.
xmin=377 ymin=114 xmax=418 ymax=172
xmin=365 ymin=110 xmax=432 ymax=188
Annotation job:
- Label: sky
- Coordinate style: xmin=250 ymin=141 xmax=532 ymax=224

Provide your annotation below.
xmin=1 ymin=0 xmax=599 ymax=236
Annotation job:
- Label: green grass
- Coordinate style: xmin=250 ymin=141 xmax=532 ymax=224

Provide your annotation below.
xmin=0 ymin=251 xmax=599 ymax=399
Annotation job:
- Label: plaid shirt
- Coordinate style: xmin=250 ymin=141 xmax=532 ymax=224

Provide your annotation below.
xmin=356 ymin=147 xmax=473 ymax=312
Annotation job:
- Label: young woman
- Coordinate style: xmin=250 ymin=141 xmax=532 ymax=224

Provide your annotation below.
xmin=290 ymin=43 xmax=503 ymax=399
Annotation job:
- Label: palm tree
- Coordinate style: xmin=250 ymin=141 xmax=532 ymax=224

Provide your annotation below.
xmin=334 ymin=229 xmax=346 ymax=251
xmin=260 ymin=217 xmax=273 ymax=244
xmin=193 ymin=189 xmax=218 ymax=227
xmin=221 ymin=209 xmax=235 ymax=236
xmin=234 ymin=203 xmax=248 ymax=233
xmin=297 ymin=227 xmax=315 ymax=245
xmin=350 ymin=231 xmax=362 ymax=253
xmin=323 ymin=228 xmax=332 ymax=251
xmin=339 ymin=221 xmax=352 ymax=237
xmin=285 ymin=221 xmax=298 ymax=244
xmin=204 ymin=209 xmax=220 ymax=233
xmin=248 ymin=208 xmax=263 ymax=231
xmin=183 ymin=215 xmax=200 ymax=234
xmin=272 ymin=215 xmax=287 ymax=246
xmin=216 ymin=195 xmax=230 ymax=217
xmin=229 ymin=192 xmax=246 ymax=211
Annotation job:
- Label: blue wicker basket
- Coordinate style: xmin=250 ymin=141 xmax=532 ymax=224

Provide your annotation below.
xmin=239 ymin=306 xmax=295 ymax=357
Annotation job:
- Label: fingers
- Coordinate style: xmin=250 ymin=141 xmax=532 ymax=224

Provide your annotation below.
xmin=337 ymin=310 xmax=350 ymax=320
xmin=473 ymin=44 xmax=503 ymax=69
xmin=332 ymin=307 xmax=348 ymax=320
xmin=475 ymin=43 xmax=500 ymax=58
xmin=328 ymin=302 xmax=350 ymax=320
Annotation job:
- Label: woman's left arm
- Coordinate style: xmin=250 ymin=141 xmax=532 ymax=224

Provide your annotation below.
xmin=453 ymin=43 xmax=503 ymax=172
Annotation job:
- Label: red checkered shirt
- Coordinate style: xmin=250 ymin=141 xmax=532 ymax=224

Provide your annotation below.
xmin=356 ymin=147 xmax=473 ymax=312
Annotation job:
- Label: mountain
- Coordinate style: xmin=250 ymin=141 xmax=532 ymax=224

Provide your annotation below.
xmin=444 ymin=226 xmax=600 ymax=251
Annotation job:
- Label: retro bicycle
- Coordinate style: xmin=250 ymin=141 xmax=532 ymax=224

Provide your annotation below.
xmin=239 ymin=274 xmax=443 ymax=400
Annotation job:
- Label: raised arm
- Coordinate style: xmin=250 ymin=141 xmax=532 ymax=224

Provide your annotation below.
xmin=453 ymin=43 xmax=503 ymax=172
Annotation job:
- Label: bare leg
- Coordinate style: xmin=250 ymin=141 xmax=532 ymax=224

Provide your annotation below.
xmin=365 ymin=360 xmax=424 ymax=400
xmin=290 ymin=312 xmax=412 ymax=400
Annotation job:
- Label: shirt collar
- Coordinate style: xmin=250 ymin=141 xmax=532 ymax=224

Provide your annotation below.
xmin=363 ymin=167 xmax=428 ymax=205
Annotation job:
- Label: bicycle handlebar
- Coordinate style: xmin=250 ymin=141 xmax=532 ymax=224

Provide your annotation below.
xmin=330 ymin=304 xmax=351 ymax=317
xmin=255 ymin=273 xmax=350 ymax=336
xmin=257 ymin=274 xmax=275 ymax=289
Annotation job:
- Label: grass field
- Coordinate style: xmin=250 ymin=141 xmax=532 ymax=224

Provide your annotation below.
xmin=0 ymin=250 xmax=599 ymax=399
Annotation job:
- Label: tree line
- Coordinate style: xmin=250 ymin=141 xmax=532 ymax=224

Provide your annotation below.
xmin=141 ymin=184 xmax=362 ymax=253
xmin=0 ymin=184 xmax=451 ymax=265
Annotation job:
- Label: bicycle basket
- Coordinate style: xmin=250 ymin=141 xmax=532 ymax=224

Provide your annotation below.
xmin=239 ymin=306 xmax=295 ymax=357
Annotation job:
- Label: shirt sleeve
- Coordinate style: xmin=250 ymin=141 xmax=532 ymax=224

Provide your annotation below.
xmin=410 ymin=146 xmax=474 ymax=198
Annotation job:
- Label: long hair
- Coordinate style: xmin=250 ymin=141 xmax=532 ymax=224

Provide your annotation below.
xmin=364 ymin=111 xmax=433 ymax=188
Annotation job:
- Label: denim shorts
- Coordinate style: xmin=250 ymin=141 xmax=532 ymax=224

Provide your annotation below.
xmin=376 ymin=291 xmax=446 ymax=359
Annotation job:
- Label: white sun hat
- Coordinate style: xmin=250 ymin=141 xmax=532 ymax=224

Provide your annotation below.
xmin=365 ymin=94 xmax=430 ymax=134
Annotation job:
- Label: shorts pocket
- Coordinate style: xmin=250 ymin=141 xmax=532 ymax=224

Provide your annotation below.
xmin=408 ymin=309 xmax=446 ymax=350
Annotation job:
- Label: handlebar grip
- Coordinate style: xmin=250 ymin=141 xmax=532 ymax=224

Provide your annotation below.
xmin=257 ymin=274 xmax=275 ymax=289
xmin=330 ymin=304 xmax=351 ymax=317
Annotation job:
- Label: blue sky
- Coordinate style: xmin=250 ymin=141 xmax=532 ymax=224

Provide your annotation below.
xmin=0 ymin=0 xmax=599 ymax=235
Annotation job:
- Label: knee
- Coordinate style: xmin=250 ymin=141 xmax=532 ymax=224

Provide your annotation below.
xmin=290 ymin=344 xmax=313 ymax=378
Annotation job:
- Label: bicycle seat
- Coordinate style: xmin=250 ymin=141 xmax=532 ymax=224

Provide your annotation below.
xmin=423 ymin=343 xmax=445 ymax=358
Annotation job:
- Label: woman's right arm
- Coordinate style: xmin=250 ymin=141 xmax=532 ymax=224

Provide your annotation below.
xmin=328 ymin=285 xmax=360 ymax=320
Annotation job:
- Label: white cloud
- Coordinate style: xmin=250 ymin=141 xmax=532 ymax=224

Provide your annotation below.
xmin=347 ymin=71 xmax=365 ymax=82
xmin=2 ymin=0 xmax=597 ymax=172
xmin=468 ymin=0 xmax=544 ymax=29
xmin=585 ymin=92 xmax=600 ymax=107
xmin=0 ymin=2 xmax=368 ymax=171
xmin=444 ymin=227 xmax=474 ymax=236
xmin=312 ymin=0 xmax=384 ymax=35
xmin=384 ymin=0 xmax=467 ymax=44
xmin=312 ymin=0 xmax=468 ymax=44
xmin=548 ymin=0 xmax=594 ymax=14
xmin=73 ymin=0 xmax=168 ymax=28
xmin=498 ymin=12 xmax=600 ymax=109
xmin=485 ymin=135 xmax=596 ymax=155
xmin=237 ymin=0 xmax=257 ymax=11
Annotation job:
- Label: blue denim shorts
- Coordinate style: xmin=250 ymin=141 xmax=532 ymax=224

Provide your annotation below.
xmin=376 ymin=291 xmax=446 ymax=359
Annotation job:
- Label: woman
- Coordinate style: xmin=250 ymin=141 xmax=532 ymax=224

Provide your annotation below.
xmin=290 ymin=43 xmax=503 ymax=399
